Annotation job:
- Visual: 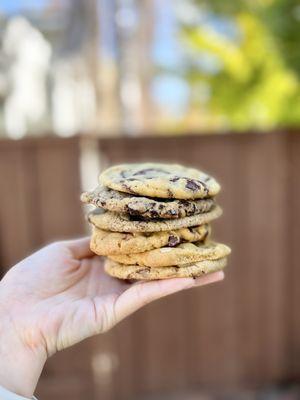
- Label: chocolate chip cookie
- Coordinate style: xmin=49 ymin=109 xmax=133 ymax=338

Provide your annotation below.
xmin=81 ymin=184 xmax=215 ymax=219
xmin=90 ymin=224 xmax=211 ymax=255
xmin=99 ymin=163 xmax=220 ymax=200
xmin=108 ymin=241 xmax=231 ymax=267
xmin=82 ymin=161 xmax=230 ymax=281
xmin=104 ymin=258 xmax=227 ymax=280
xmin=88 ymin=205 xmax=222 ymax=233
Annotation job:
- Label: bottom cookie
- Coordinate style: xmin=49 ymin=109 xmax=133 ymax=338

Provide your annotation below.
xmin=104 ymin=258 xmax=227 ymax=280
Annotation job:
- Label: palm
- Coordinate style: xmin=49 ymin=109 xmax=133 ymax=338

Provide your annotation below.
xmin=45 ymin=255 xmax=133 ymax=350
xmin=0 ymin=238 xmax=223 ymax=357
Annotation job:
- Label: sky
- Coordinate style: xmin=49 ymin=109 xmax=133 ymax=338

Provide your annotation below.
xmin=0 ymin=0 xmax=49 ymax=14
xmin=151 ymin=0 xmax=189 ymax=115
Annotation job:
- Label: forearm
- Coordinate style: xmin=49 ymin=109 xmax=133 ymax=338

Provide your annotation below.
xmin=0 ymin=314 xmax=46 ymax=398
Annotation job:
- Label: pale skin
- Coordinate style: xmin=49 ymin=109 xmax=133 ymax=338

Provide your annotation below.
xmin=0 ymin=238 xmax=224 ymax=398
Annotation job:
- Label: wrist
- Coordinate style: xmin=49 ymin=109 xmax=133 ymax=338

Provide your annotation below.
xmin=0 ymin=312 xmax=46 ymax=398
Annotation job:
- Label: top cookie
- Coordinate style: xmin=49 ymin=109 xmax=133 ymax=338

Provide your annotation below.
xmin=81 ymin=185 xmax=215 ymax=219
xmin=99 ymin=163 xmax=220 ymax=200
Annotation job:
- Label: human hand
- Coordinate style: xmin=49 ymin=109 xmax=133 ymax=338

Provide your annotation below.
xmin=0 ymin=238 xmax=224 ymax=398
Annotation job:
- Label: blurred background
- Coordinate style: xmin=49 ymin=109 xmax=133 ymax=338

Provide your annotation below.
xmin=0 ymin=1 xmax=300 ymax=399
xmin=1 ymin=0 xmax=300 ymax=137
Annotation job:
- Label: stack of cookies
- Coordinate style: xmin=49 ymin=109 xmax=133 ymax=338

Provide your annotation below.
xmin=81 ymin=163 xmax=231 ymax=280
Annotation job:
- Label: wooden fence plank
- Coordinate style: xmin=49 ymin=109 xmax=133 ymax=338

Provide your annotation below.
xmin=113 ymin=318 xmax=136 ymax=399
xmin=289 ymin=132 xmax=300 ymax=379
xmin=0 ymin=141 xmax=39 ymax=270
xmin=34 ymin=137 xmax=84 ymax=242
xmin=231 ymin=134 xmax=289 ymax=386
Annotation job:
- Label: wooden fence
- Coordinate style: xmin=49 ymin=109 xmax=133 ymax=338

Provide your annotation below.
xmin=0 ymin=131 xmax=299 ymax=399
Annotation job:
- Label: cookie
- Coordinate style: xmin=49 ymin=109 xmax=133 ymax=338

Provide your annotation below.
xmin=88 ymin=205 xmax=222 ymax=233
xmin=99 ymin=163 xmax=220 ymax=200
xmin=109 ymin=241 xmax=231 ymax=267
xmin=90 ymin=224 xmax=211 ymax=255
xmin=104 ymin=257 xmax=227 ymax=280
xmin=88 ymin=205 xmax=222 ymax=232
xmin=81 ymin=185 xmax=215 ymax=219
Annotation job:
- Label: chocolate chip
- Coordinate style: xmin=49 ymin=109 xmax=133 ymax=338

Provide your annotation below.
xmin=168 ymin=235 xmax=180 ymax=247
xmin=149 ymin=210 xmax=159 ymax=218
xmin=170 ymin=176 xmax=180 ymax=182
xmin=167 ymin=189 xmax=173 ymax=198
xmin=125 ymin=204 xmax=141 ymax=217
xmin=133 ymin=168 xmax=169 ymax=176
xmin=203 ymin=184 xmax=209 ymax=195
xmin=122 ymin=183 xmax=136 ymax=194
xmin=185 ymin=179 xmax=201 ymax=191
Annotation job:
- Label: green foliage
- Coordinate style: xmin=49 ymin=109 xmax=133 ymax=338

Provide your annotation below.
xmin=180 ymin=0 xmax=300 ymax=130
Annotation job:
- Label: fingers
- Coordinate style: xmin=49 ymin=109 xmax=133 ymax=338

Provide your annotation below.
xmin=64 ymin=237 xmax=94 ymax=259
xmin=114 ymin=271 xmax=224 ymax=324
